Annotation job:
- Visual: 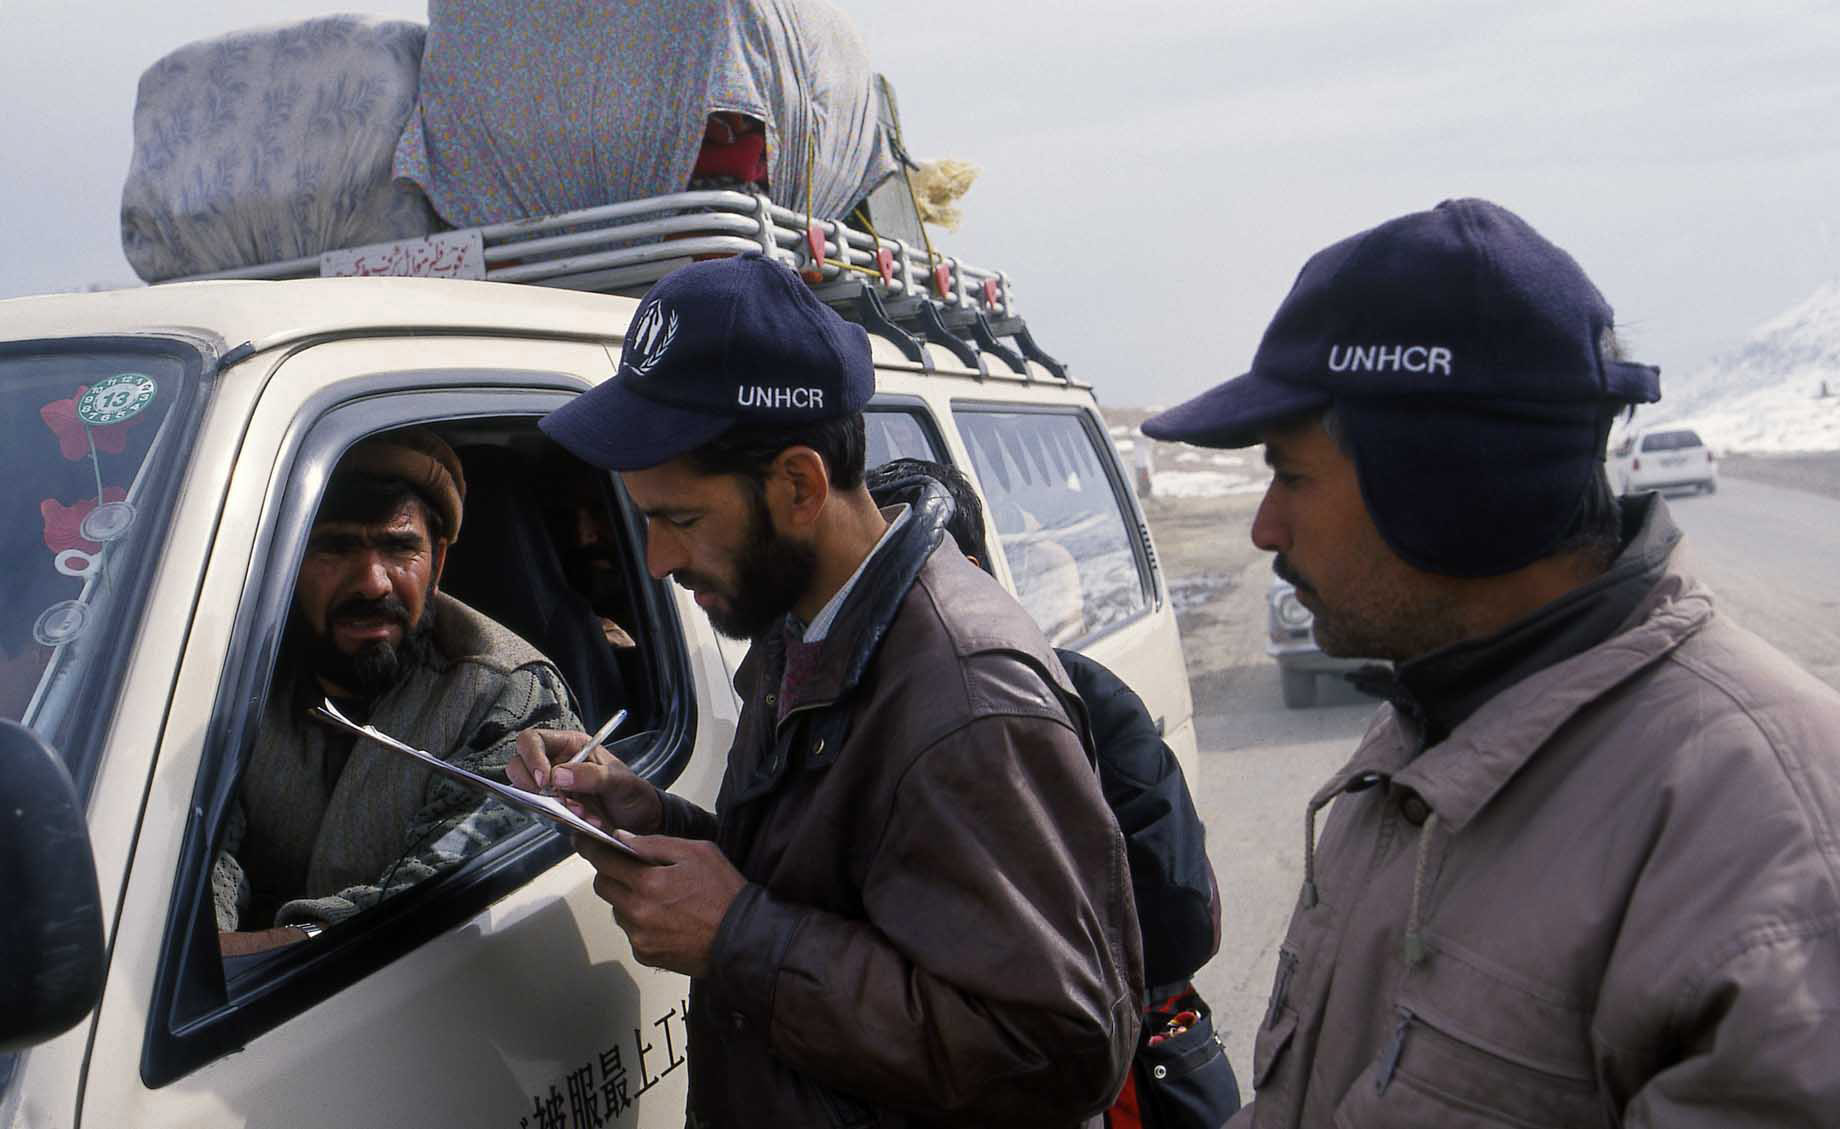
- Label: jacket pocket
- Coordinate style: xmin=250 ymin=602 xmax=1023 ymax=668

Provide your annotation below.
xmin=1332 ymin=1004 xmax=1606 ymax=1129
xmin=1251 ymin=946 xmax=1301 ymax=1092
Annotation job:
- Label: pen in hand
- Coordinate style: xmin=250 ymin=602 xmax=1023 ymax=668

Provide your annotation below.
xmin=549 ymin=708 xmax=628 ymax=794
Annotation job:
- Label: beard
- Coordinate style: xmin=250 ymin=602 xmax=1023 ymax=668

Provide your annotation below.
xmin=680 ymin=490 xmax=816 ymax=642
xmin=293 ymin=593 xmax=437 ymax=700
xmin=1275 ymin=551 xmax=1461 ymax=663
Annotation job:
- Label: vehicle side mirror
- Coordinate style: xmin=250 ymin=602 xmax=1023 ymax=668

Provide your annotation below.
xmin=0 ymin=720 xmax=105 ymax=1051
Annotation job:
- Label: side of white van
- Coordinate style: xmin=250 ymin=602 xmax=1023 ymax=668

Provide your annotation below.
xmin=0 ymin=277 xmax=1192 ymax=1128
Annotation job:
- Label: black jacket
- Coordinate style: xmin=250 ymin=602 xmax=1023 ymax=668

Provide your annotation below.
xmin=1057 ymin=649 xmax=1220 ymax=990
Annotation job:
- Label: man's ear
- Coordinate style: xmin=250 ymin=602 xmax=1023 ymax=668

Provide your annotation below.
xmin=766 ymin=446 xmax=830 ymax=532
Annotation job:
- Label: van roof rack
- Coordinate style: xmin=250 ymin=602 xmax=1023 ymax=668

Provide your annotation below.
xmin=161 ymin=189 xmax=1075 ymax=385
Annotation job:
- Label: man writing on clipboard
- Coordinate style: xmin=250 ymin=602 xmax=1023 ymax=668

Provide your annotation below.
xmin=509 ymin=253 xmax=1142 ymax=1129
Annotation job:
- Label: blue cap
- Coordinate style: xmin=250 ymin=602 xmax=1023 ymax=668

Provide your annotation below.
xmin=1143 ymin=199 xmax=1663 ymax=576
xmin=541 ymin=252 xmax=875 ymax=471
xmin=1144 ymin=199 xmax=1659 ymax=449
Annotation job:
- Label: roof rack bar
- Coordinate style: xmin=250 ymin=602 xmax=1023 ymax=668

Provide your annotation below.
xmin=885 ymin=295 xmax=985 ymax=375
xmin=156 ymin=191 xmax=1062 ymax=382
xmin=750 ymin=192 xmax=777 ymax=257
xmin=488 ymin=235 xmax=763 ymax=284
xmin=941 ymin=308 xmax=1027 ymax=375
xmin=1010 ymin=321 xmax=1068 ymax=383
xmin=477 ymin=189 xmax=760 ymax=242
xmin=180 ymin=255 xmax=320 ymax=282
xmin=481 ymin=212 xmax=762 ymax=264
xmin=811 ymin=279 xmax=930 ymax=371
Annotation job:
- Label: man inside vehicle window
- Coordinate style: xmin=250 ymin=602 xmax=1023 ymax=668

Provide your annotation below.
xmin=214 ymin=427 xmax=580 ymax=957
xmin=1143 ymin=199 xmax=1840 ymax=1125
xmin=511 ymin=252 xmax=1142 ymax=1128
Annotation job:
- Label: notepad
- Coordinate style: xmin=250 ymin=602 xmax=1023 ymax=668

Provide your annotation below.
xmin=311 ymin=698 xmax=651 ymax=862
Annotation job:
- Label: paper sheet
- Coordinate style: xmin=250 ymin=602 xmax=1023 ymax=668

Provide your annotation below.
xmin=311 ymin=698 xmax=650 ymax=862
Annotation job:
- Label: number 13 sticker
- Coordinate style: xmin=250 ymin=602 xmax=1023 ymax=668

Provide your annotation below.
xmin=77 ymin=373 xmax=158 ymax=426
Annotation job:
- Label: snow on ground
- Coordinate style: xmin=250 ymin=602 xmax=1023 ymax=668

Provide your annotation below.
xmin=1151 ymin=469 xmax=1270 ymax=497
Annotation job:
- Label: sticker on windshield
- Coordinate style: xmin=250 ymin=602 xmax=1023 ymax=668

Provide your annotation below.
xmin=76 ymin=372 xmax=158 ymax=426
xmin=33 ymin=600 xmax=91 ymax=647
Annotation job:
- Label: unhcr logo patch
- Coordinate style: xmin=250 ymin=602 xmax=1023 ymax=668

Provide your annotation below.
xmin=1328 ymin=344 xmax=1452 ymax=375
xmin=626 ymin=302 xmax=680 ymax=376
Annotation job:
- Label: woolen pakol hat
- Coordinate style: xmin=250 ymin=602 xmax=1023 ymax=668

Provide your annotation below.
xmin=1143 ymin=198 xmax=1663 ymax=576
xmin=541 ymin=252 xmax=874 ymax=471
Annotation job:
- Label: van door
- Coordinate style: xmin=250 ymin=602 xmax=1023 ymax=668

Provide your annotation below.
xmin=84 ymin=335 xmax=732 ymax=1128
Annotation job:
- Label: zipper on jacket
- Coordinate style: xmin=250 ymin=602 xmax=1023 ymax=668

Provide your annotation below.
xmin=1264 ymin=949 xmax=1299 ymax=1030
xmin=1375 ymin=1007 xmax=1413 ymax=1095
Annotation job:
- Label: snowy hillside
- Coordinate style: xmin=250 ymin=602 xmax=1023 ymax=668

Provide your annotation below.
xmin=1638 ymin=281 xmax=1840 ymax=454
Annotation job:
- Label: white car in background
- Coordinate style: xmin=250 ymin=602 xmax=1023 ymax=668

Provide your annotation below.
xmin=1610 ymin=426 xmax=1719 ymax=495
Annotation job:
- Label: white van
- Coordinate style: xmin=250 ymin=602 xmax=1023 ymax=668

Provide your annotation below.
xmin=0 ymin=213 xmax=1195 ymax=1126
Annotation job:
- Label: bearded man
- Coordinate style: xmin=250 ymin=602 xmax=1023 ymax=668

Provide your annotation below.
xmin=213 ymin=428 xmax=578 ymax=956
xmin=511 ymin=252 xmax=1142 ymax=1128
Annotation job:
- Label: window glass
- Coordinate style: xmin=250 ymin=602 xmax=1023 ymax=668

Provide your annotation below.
xmin=1641 ymin=429 xmax=1703 ymax=452
xmin=865 ymin=408 xmax=943 ymax=465
xmin=1 ymin=339 xmax=199 ymax=792
xmin=953 ymin=408 xmax=1149 ymax=645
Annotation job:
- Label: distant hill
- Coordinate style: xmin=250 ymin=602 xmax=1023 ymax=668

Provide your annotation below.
xmin=1640 ymin=281 xmax=1840 ymax=454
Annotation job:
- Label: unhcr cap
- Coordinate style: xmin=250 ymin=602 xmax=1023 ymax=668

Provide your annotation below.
xmin=541 ymin=252 xmax=874 ymax=471
xmin=1142 ymin=198 xmax=1662 ymax=576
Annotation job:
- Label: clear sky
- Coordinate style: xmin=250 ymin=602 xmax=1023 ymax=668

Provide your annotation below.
xmin=3 ymin=0 xmax=1837 ymax=408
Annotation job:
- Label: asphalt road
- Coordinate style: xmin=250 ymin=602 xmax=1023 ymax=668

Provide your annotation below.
xmin=1180 ymin=475 xmax=1840 ymax=1083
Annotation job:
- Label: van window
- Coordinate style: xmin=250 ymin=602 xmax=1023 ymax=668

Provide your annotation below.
xmin=865 ymin=406 xmax=944 ymax=465
xmin=1640 ymin=429 xmax=1704 ymax=452
xmin=150 ymin=394 xmax=695 ymax=1085
xmin=1 ymin=338 xmax=202 ymax=799
xmin=952 ymin=407 xmax=1151 ymax=646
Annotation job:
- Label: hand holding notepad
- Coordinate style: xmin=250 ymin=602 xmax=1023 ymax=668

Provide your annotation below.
xmin=311 ymin=699 xmax=652 ymax=862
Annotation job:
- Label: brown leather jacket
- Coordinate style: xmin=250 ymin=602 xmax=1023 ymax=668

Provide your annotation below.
xmin=1237 ymin=498 xmax=1840 ymax=1127
xmin=657 ymin=488 xmax=1144 ymax=1128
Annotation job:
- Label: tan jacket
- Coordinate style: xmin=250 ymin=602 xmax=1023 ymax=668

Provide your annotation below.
xmin=658 ymin=489 xmax=1143 ymax=1128
xmin=1239 ymin=529 xmax=1840 ymax=1127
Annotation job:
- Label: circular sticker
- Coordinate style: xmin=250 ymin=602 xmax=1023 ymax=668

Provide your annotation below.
xmin=80 ymin=500 xmax=137 ymax=543
xmin=76 ymin=372 xmax=158 ymax=426
xmin=55 ymin=549 xmax=100 ymax=578
xmin=34 ymin=600 xmax=92 ymax=647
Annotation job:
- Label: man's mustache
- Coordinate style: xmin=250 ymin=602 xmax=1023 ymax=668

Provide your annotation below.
xmin=1273 ymin=554 xmax=1313 ymax=594
xmin=330 ymin=595 xmax=411 ymax=628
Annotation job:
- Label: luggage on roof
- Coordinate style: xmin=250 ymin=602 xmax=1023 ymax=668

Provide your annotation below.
xmin=119 ymin=15 xmax=434 ymax=283
xmin=393 ymin=0 xmax=899 ymax=229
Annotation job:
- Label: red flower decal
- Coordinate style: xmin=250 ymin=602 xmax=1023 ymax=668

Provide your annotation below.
xmin=41 ymin=488 xmax=128 ymax=555
xmin=41 ymin=386 xmax=137 ymax=461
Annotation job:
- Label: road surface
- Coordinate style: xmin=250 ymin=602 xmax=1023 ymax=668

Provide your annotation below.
xmin=1180 ymin=477 xmax=1840 ymax=1083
